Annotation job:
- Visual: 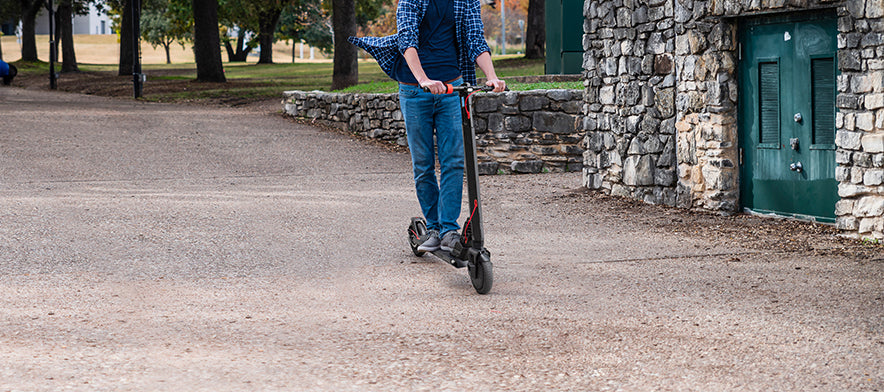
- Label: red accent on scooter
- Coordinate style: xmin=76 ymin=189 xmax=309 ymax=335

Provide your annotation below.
xmin=462 ymin=200 xmax=478 ymax=244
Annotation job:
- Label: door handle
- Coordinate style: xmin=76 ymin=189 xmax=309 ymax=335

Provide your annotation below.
xmin=790 ymin=161 xmax=803 ymax=173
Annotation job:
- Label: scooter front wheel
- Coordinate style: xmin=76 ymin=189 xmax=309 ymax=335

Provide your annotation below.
xmin=469 ymin=251 xmax=493 ymax=294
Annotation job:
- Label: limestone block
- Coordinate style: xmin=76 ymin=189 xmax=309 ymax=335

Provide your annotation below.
xmin=836 ymin=199 xmax=855 ymax=216
xmin=487 ymin=113 xmax=504 ymax=133
xmin=856 ymin=152 xmax=873 ymax=167
xmin=840 ymin=184 xmax=870 ymax=198
xmin=862 ymin=134 xmax=884 ymax=153
xmin=533 ymin=112 xmax=577 ymax=134
xmin=520 ymin=95 xmax=550 ymax=111
xmin=478 ymin=162 xmax=500 ymax=175
xmin=852 ymin=167 xmax=866 ymax=184
xmin=547 ymin=90 xmax=573 ymax=102
xmin=655 ymin=88 xmax=676 ymax=118
xmin=873 ymin=71 xmax=884 ymax=93
xmin=655 ymin=168 xmax=676 ymax=186
xmin=867 ymin=0 xmax=883 ymax=18
xmin=584 ymin=172 xmax=603 ymax=189
xmin=648 ymin=32 xmax=666 ymax=54
xmin=644 ymin=135 xmax=665 ymax=153
xmin=855 ymin=196 xmax=884 ymax=217
xmin=866 ymin=93 xmax=884 ymax=110
xmin=865 ymin=169 xmax=884 ymax=186
xmin=531 ymin=146 xmax=560 ymax=156
xmin=857 ymin=113 xmax=875 ymax=131
xmin=628 ymin=137 xmax=644 ymax=155
xmin=562 ymin=101 xmax=583 ymax=114
xmin=836 ymin=166 xmax=851 ymax=182
xmin=623 ymin=155 xmax=656 ymax=186
xmin=657 ymin=137 xmax=676 ymax=167
xmin=511 ymin=160 xmax=544 ymax=174
xmin=859 ymin=218 xmax=880 ymax=234
xmin=839 ymin=50 xmax=863 ymax=72
xmin=505 ymin=116 xmax=532 ymax=132
xmin=600 ymin=86 xmax=616 ymax=105
xmin=837 ymin=130 xmax=863 ymax=150
xmin=837 ymin=216 xmax=859 ymax=230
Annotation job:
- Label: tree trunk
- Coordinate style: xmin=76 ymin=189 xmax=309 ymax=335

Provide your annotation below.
xmin=118 ymin=0 xmax=134 ymax=75
xmin=164 ymin=42 xmax=171 ymax=64
xmin=257 ymin=9 xmax=282 ymax=64
xmin=191 ymin=0 xmax=225 ymax=82
xmin=20 ymin=0 xmax=41 ymax=61
xmin=524 ymin=0 xmax=544 ymax=59
xmin=225 ymin=32 xmax=252 ymax=62
xmin=331 ymin=0 xmax=357 ymax=90
xmin=57 ymin=0 xmax=78 ymax=72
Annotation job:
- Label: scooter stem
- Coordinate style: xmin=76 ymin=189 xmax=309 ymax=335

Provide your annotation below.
xmin=459 ymin=89 xmax=484 ymax=249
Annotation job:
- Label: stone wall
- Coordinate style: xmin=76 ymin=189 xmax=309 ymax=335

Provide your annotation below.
xmin=582 ymin=0 xmax=884 ymax=240
xmin=582 ymin=0 xmax=681 ymax=207
xmin=833 ymin=0 xmax=884 ymax=239
xmin=283 ymin=89 xmax=585 ymax=175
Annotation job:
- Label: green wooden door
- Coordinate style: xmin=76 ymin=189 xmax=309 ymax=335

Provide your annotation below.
xmin=545 ymin=0 xmax=584 ymax=75
xmin=738 ymin=12 xmax=839 ymax=222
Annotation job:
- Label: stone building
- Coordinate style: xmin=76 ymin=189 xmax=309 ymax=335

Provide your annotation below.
xmin=581 ymin=0 xmax=884 ymax=240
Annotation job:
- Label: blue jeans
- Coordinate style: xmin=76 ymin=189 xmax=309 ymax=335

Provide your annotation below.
xmin=399 ymin=78 xmax=465 ymax=237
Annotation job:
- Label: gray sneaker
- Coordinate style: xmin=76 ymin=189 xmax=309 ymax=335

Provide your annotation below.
xmin=418 ymin=230 xmax=441 ymax=252
xmin=440 ymin=231 xmax=462 ymax=252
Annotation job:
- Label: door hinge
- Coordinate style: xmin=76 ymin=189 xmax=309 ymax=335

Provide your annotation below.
xmin=738 ymin=43 xmax=742 ymax=61
xmin=739 ymin=148 xmax=744 ymax=166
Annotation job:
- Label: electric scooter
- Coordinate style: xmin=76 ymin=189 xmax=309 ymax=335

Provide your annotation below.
xmin=407 ymin=84 xmax=495 ymax=294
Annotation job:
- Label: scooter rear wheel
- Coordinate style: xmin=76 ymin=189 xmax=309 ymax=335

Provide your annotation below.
xmin=469 ymin=252 xmax=493 ymax=294
xmin=408 ymin=218 xmax=427 ymax=257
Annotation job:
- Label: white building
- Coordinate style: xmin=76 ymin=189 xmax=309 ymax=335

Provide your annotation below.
xmin=33 ymin=4 xmax=113 ymax=35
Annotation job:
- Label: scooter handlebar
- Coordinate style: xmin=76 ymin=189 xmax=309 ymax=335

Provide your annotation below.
xmin=421 ymin=84 xmax=505 ymax=94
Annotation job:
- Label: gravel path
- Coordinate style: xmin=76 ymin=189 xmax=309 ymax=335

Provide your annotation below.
xmin=0 ymin=87 xmax=881 ymax=391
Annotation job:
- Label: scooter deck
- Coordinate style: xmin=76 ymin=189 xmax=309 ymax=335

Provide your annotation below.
xmin=427 ymin=249 xmax=468 ymax=269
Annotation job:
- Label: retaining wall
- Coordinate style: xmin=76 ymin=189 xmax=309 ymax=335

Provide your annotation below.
xmin=282 ymin=89 xmax=585 ymax=174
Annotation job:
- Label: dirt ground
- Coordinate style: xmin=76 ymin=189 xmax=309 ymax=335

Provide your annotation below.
xmin=10 ymin=65 xmax=880 ymax=260
xmin=1 ymin=85 xmax=882 ymax=391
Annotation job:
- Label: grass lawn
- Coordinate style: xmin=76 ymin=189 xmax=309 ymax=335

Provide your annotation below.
xmin=6 ymin=35 xmax=579 ymax=104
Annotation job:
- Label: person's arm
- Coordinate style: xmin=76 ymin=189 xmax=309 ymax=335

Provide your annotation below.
xmin=403 ymin=47 xmax=447 ymax=94
xmin=476 ymin=52 xmax=506 ymax=92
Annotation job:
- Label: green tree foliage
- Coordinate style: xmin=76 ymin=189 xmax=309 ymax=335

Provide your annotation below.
xmin=140 ymin=0 xmax=190 ymax=63
xmin=216 ymin=0 xmax=289 ymax=64
xmin=276 ymin=0 xmax=331 ymax=54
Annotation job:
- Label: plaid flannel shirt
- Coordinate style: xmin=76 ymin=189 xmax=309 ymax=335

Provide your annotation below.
xmin=348 ymin=0 xmax=490 ymax=86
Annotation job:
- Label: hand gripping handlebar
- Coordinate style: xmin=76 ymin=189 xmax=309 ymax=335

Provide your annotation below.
xmin=421 ymin=84 xmax=501 ymax=94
